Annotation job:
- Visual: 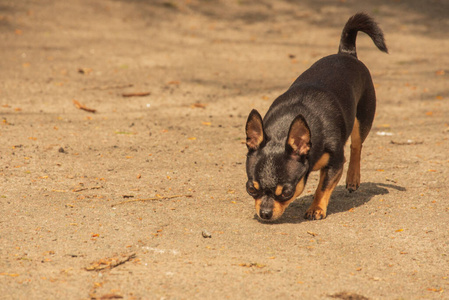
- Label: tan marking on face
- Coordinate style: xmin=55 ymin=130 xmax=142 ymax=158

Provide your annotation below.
xmin=312 ymin=152 xmax=330 ymax=171
xmin=275 ymin=185 xmax=283 ymax=196
xmin=254 ymin=198 xmax=262 ymax=218
xmin=253 ymin=181 xmax=260 ymax=190
xmin=270 ymin=178 xmax=306 ymax=220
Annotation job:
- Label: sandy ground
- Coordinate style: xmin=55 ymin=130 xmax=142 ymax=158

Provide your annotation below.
xmin=1 ymin=0 xmax=448 ymax=299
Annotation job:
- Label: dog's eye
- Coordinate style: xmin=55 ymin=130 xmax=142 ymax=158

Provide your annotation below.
xmin=247 ymin=187 xmax=257 ymax=195
xmin=246 ymin=181 xmax=259 ymax=197
xmin=281 ymin=185 xmax=294 ymax=200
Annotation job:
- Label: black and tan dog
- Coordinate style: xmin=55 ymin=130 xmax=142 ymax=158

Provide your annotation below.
xmin=245 ymin=13 xmax=388 ymax=221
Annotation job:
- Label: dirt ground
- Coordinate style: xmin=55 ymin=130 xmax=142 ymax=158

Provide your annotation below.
xmin=1 ymin=0 xmax=448 ymax=299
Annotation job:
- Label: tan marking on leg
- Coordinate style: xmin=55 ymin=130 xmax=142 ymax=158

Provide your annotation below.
xmin=346 ymin=118 xmax=362 ymax=192
xmin=271 ymin=178 xmax=305 ymax=220
xmin=305 ymin=167 xmax=343 ymax=220
xmin=312 ymin=153 xmax=330 ymax=171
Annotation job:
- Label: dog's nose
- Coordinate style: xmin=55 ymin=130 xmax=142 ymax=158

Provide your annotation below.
xmin=259 ymin=209 xmax=273 ymax=220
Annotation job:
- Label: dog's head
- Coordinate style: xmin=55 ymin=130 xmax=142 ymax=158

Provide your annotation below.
xmin=245 ymin=109 xmax=311 ymax=221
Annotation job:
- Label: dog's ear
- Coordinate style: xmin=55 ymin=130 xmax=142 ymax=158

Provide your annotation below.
xmin=245 ymin=109 xmax=265 ymax=151
xmin=286 ymin=115 xmax=311 ymax=157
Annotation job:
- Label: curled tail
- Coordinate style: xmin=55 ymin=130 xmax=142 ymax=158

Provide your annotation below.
xmin=338 ymin=13 xmax=388 ymax=58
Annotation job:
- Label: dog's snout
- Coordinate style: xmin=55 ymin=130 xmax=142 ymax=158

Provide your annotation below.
xmin=259 ymin=209 xmax=273 ymax=220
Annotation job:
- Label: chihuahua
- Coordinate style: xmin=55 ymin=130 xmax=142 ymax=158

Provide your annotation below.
xmin=245 ymin=13 xmax=388 ymax=221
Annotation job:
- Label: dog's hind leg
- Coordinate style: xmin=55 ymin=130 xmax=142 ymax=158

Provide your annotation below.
xmin=346 ymin=87 xmax=376 ymax=192
xmin=346 ymin=118 xmax=363 ymax=192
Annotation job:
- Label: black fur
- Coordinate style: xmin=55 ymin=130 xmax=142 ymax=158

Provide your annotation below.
xmin=338 ymin=12 xmax=388 ymax=57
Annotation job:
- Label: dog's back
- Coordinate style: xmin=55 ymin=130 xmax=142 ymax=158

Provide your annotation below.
xmin=263 ymin=13 xmax=388 ymax=151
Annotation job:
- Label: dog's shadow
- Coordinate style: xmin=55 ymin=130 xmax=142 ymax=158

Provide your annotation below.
xmin=255 ymin=182 xmax=406 ymax=224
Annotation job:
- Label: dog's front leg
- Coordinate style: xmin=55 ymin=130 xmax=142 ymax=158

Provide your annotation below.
xmin=305 ymin=165 xmax=343 ymax=220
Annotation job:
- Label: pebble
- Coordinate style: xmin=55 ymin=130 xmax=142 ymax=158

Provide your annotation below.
xmin=202 ymin=230 xmax=212 ymax=238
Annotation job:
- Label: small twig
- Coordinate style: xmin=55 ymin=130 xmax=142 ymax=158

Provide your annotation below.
xmin=108 ymin=253 xmax=136 ymax=270
xmin=73 ymin=186 xmax=103 ymax=192
xmin=82 ymin=84 xmax=133 ymax=91
xmin=390 ymin=140 xmax=423 ymax=146
xmin=99 ymin=294 xmax=123 ymax=299
xmin=111 ymin=194 xmax=192 ymax=207
xmin=73 ymin=100 xmax=96 ymax=113
xmin=85 ymin=253 xmax=136 ymax=272
xmin=122 ymin=92 xmax=151 ymax=97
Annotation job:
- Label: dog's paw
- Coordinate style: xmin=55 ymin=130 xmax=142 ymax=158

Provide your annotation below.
xmin=346 ymin=182 xmax=359 ymax=193
xmin=346 ymin=169 xmax=360 ymax=193
xmin=304 ymin=207 xmax=327 ymax=220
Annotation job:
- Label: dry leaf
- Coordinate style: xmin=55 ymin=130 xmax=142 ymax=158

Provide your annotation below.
xmin=78 ymin=67 xmax=92 ymax=75
xmin=0 ymin=273 xmax=20 ymax=277
xmin=239 ymin=262 xmax=266 ymax=268
xmin=191 ymin=103 xmax=207 ymax=109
